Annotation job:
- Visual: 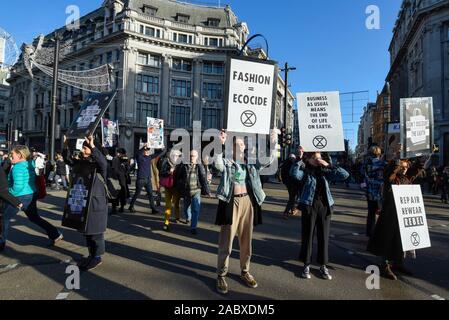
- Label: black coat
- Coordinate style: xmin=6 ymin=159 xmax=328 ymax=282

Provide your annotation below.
xmin=111 ymin=156 xmax=129 ymax=187
xmin=56 ymin=160 xmax=67 ymax=176
xmin=63 ymin=147 xmax=108 ymax=235
xmin=0 ymin=167 xmax=21 ymax=208
xmin=368 ymin=162 xmax=425 ymax=261
xmin=174 ymin=164 xmax=211 ymax=198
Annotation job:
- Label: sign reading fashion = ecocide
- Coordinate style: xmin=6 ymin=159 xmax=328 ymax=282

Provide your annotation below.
xmin=66 ymin=91 xmax=117 ymax=139
xmin=400 ymin=97 xmax=434 ymax=159
xmin=297 ymin=91 xmax=345 ymax=152
xmin=147 ymin=117 xmax=164 ymax=149
xmin=226 ymin=56 xmax=277 ymax=135
xmin=392 ymin=185 xmax=431 ymax=252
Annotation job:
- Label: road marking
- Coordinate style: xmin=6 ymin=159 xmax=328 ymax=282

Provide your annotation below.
xmin=431 ymin=294 xmax=445 ymax=301
xmin=441 ymin=225 xmax=447 ymax=228
xmin=347 ymin=251 xmax=355 ymax=255
xmin=4 ymin=264 xmax=18 ymax=270
xmin=55 ymin=292 xmax=70 ymax=300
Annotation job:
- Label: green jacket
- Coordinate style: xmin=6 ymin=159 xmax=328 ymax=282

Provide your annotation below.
xmin=8 ymin=160 xmax=36 ymax=197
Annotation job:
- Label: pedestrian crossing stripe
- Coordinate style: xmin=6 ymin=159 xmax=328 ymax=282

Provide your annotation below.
xmin=55 ymin=292 xmax=70 ymax=300
xmin=431 ymin=294 xmax=445 ymax=301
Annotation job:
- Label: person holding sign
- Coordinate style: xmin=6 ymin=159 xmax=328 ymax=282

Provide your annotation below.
xmin=367 ymin=154 xmax=431 ymax=280
xmin=63 ymin=135 xmax=108 ymax=271
xmin=0 ymin=146 xmax=63 ymax=252
xmin=214 ymin=130 xmax=277 ymax=295
xmin=290 ymin=152 xmax=349 ymax=280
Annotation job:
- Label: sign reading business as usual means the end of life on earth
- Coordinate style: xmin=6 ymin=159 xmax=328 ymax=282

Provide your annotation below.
xmin=226 ymin=57 xmax=277 ymax=135
xmin=392 ymin=185 xmax=431 ymax=252
xmin=297 ymin=91 xmax=345 ymax=152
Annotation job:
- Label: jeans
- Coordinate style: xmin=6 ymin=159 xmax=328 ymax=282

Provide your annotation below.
xmin=55 ymin=175 xmax=68 ymax=188
xmin=184 ymin=193 xmax=201 ymax=230
xmin=1 ymin=193 xmax=60 ymax=244
xmin=130 ymin=178 xmax=156 ymax=210
xmin=86 ymin=233 xmax=105 ymax=257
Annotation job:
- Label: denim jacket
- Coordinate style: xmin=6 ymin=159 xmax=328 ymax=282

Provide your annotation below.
xmin=290 ymin=161 xmax=349 ymax=207
xmin=213 ymin=152 xmax=275 ymax=206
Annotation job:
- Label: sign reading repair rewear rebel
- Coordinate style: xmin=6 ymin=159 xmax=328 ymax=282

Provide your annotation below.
xmin=297 ymin=91 xmax=345 ymax=152
xmin=225 ymin=56 xmax=277 ymax=135
xmin=392 ymin=185 xmax=431 ymax=252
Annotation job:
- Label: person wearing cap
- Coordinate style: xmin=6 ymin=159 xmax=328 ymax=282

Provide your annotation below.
xmin=111 ymin=148 xmax=130 ymax=215
xmin=63 ymin=135 xmax=108 ymax=271
xmin=128 ymin=143 xmax=165 ymax=214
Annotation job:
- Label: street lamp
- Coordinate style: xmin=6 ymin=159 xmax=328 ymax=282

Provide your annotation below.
xmin=280 ymin=62 xmax=296 ymax=161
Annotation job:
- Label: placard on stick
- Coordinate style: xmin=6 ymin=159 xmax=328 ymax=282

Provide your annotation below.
xmin=297 ymin=91 xmax=345 ymax=152
xmin=392 ymin=185 xmax=431 ymax=252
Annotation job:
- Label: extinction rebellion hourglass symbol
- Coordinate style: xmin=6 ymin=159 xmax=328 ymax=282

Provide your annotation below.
xmin=313 ymin=136 xmax=328 ymax=150
xmin=241 ymin=110 xmax=257 ymax=128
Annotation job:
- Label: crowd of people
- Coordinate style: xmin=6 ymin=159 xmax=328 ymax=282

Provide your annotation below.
xmin=0 ymin=129 xmax=438 ymax=294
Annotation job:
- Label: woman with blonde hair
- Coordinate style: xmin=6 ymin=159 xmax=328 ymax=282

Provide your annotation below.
xmin=0 ymin=146 xmax=62 ymax=252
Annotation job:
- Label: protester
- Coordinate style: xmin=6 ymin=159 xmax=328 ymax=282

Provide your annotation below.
xmin=111 ymin=148 xmax=130 ymax=215
xmin=54 ymin=153 xmax=68 ymax=190
xmin=214 ymin=130 xmax=277 ymax=295
xmin=151 ymin=154 xmax=162 ymax=207
xmin=290 ymin=151 xmax=349 ymax=280
xmin=173 ymin=150 xmax=211 ymax=234
xmin=281 ymin=146 xmax=305 ymax=219
xmin=441 ymin=167 xmax=449 ymax=204
xmin=160 ymin=149 xmax=182 ymax=230
xmin=128 ymin=143 xmax=165 ymax=214
xmin=0 ymin=146 xmax=63 ymax=252
xmin=44 ymin=155 xmax=54 ymax=187
xmin=63 ymin=135 xmax=108 ymax=271
xmin=368 ymin=155 xmax=431 ymax=280
xmin=31 ymin=148 xmax=46 ymax=176
xmin=364 ymin=146 xmax=386 ymax=238
xmin=0 ymin=164 xmax=23 ymax=252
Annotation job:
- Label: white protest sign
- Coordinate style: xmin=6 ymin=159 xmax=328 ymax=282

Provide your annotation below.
xmin=297 ymin=91 xmax=345 ymax=152
xmin=147 ymin=117 xmax=164 ymax=149
xmin=392 ymin=185 xmax=431 ymax=252
xmin=226 ymin=57 xmax=276 ymax=135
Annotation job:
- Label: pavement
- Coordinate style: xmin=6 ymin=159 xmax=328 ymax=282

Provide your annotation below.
xmin=0 ymin=182 xmax=448 ymax=300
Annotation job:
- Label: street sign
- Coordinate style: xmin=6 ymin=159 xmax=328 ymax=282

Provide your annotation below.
xmin=392 ymin=185 xmax=431 ymax=252
xmin=66 ymin=91 xmax=117 ymax=139
xmin=297 ymin=91 xmax=345 ymax=152
xmin=225 ymin=56 xmax=277 ymax=135
xmin=400 ymin=97 xmax=434 ymax=159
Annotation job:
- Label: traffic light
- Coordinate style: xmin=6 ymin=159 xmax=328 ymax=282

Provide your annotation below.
xmin=280 ymin=128 xmax=293 ymax=147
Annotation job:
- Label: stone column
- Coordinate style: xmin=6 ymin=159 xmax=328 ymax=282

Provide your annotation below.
xmin=193 ymin=58 xmax=202 ymax=122
xmin=161 ymin=54 xmax=172 ymax=122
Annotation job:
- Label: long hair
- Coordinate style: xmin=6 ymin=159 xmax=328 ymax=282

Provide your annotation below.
xmin=12 ymin=145 xmax=31 ymax=161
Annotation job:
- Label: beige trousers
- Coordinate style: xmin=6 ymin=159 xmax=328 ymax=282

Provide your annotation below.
xmin=217 ymin=195 xmax=254 ymax=277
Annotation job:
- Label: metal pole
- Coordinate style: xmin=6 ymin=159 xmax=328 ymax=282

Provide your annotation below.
xmin=50 ymin=33 xmax=61 ymax=163
xmin=283 ymin=62 xmax=289 ymax=162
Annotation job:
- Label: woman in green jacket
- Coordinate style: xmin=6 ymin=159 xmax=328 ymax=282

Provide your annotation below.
xmin=0 ymin=146 xmax=62 ymax=252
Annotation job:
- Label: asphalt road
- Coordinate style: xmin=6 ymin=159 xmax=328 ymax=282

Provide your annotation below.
xmin=0 ymin=182 xmax=448 ymax=300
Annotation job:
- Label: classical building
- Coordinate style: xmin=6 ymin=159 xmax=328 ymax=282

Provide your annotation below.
xmin=7 ymin=0 xmax=293 ymax=156
xmin=372 ymin=83 xmax=392 ymax=149
xmin=356 ymin=102 xmax=376 ymax=158
xmin=387 ymin=0 xmax=449 ymax=164
xmin=0 ymin=83 xmax=9 ymax=131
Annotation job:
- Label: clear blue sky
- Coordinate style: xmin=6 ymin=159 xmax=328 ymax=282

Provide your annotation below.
xmin=1 ymin=0 xmax=402 ymax=148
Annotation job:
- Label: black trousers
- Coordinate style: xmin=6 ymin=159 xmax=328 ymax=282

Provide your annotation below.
xmin=299 ymin=198 xmax=331 ymax=266
xmin=85 ymin=234 xmax=105 ymax=257
xmin=113 ymin=184 xmax=128 ymax=209
xmin=284 ymin=183 xmax=299 ymax=215
xmin=129 ymin=178 xmax=156 ymax=209
xmin=366 ymin=200 xmax=378 ymax=237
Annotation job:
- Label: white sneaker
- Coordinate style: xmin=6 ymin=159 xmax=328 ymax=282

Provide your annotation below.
xmin=320 ymin=265 xmax=332 ymax=280
xmin=301 ymin=265 xmax=312 ymax=279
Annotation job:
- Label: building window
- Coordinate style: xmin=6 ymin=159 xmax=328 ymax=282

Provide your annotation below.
xmin=138 ymin=53 xmax=161 ymax=67
xmin=203 ymin=62 xmax=224 ymax=74
xmin=140 ymin=25 xmax=161 ymax=38
xmin=171 ymin=105 xmax=190 ymax=127
xmin=207 ymin=18 xmax=220 ymax=27
xmin=203 ymin=83 xmax=222 ymax=100
xmin=204 ymin=37 xmax=223 ymax=47
xmin=137 ymin=74 xmax=159 ymax=94
xmin=177 ymin=14 xmax=190 ymax=23
xmin=137 ymin=101 xmax=158 ymax=125
xmin=142 ymin=5 xmax=157 ymax=16
xmin=172 ymin=58 xmax=192 ymax=72
xmin=173 ymin=33 xmax=193 ymax=44
xmin=115 ymin=71 xmax=120 ymax=89
xmin=171 ymin=79 xmax=191 ymax=97
xmin=202 ymin=108 xmax=220 ymax=129
xmin=106 ymin=52 xmax=113 ymax=63
xmin=116 ymin=49 xmax=120 ymax=61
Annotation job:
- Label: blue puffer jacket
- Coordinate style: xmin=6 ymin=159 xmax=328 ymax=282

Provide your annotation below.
xmin=8 ymin=160 xmax=36 ymax=197
xmin=290 ymin=161 xmax=349 ymax=207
